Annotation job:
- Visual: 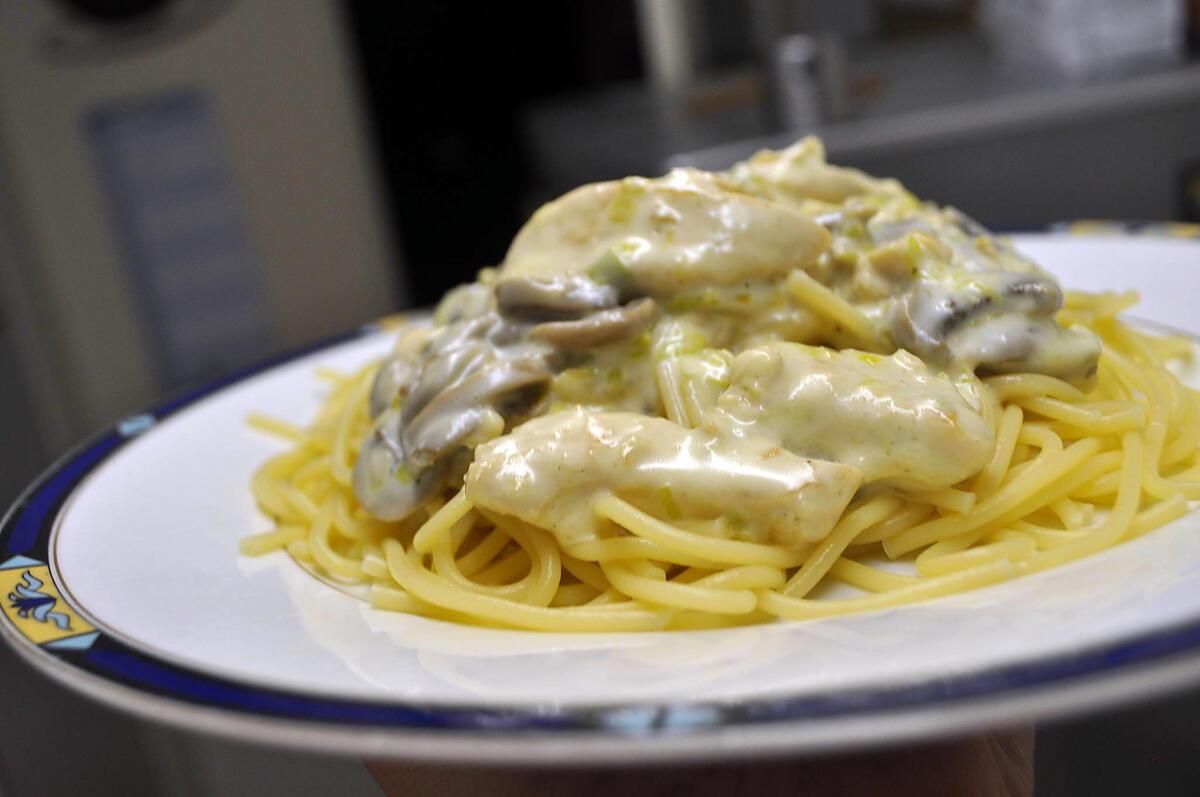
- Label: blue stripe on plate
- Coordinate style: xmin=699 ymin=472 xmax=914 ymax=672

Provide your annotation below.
xmin=72 ymin=609 xmax=1200 ymax=733
xmin=6 ymin=436 xmax=121 ymax=555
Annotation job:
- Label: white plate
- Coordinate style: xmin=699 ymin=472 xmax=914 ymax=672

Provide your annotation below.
xmin=5 ymin=233 xmax=1200 ymax=765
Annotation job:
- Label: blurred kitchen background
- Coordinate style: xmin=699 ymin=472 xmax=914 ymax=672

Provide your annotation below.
xmin=0 ymin=0 xmax=1199 ymax=794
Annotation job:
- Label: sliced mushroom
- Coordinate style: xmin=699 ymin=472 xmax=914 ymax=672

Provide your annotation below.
xmin=353 ymin=357 xmax=551 ymax=520
xmin=893 ymin=271 xmax=1098 ymax=379
xmin=402 ymin=338 xmax=496 ymax=427
xmin=355 ymin=274 xmax=656 ymax=521
xmin=403 ymin=357 xmax=551 ymax=468
xmin=368 ymin=353 xmax=417 ymax=418
xmin=495 ymin=275 xmax=618 ymax=321
xmin=1001 ymin=276 xmax=1060 ymax=314
xmin=352 ymin=409 xmax=452 ymax=520
xmin=903 ymin=273 xmax=1061 ymax=344
xmin=530 ymin=298 xmax=657 ymax=349
xmin=353 ymin=307 xmax=558 ymax=519
xmin=399 ymin=314 xmax=505 ymax=418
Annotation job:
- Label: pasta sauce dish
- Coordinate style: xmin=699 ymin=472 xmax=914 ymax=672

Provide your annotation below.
xmin=244 ymin=138 xmax=1200 ymax=632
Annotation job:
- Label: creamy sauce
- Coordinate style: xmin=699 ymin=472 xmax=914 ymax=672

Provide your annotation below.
xmin=724 ymin=139 xmax=1099 ymax=379
xmin=354 ymin=136 xmax=1100 ymax=549
xmin=465 ymin=409 xmax=861 ymax=547
xmin=700 ymin=343 xmax=993 ymax=490
xmin=502 ymin=168 xmax=830 ymax=296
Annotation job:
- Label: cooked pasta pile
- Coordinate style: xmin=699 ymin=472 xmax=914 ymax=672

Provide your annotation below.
xmin=243 ymin=291 xmax=1200 ymax=632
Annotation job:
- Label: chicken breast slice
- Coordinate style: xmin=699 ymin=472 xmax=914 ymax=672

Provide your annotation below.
xmin=465 ymin=408 xmax=862 ymax=549
xmin=702 ymin=342 xmax=995 ymax=491
xmin=501 ymin=168 xmax=829 ymax=297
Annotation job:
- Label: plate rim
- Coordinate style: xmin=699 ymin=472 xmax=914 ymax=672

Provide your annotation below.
xmin=6 ymin=610 xmax=1200 ymax=765
xmin=7 ymin=232 xmax=1200 ymax=762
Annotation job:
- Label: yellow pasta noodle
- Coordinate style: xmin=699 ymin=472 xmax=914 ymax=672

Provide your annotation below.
xmin=244 ymin=293 xmax=1200 ymax=632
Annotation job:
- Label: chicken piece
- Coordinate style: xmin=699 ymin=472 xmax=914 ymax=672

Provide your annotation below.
xmin=465 ymin=409 xmax=862 ymax=549
xmin=501 ymin=168 xmax=830 ymax=297
xmin=702 ymin=342 xmax=994 ymax=491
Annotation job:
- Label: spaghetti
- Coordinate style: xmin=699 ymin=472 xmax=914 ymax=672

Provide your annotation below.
xmin=243 ymin=292 xmax=1200 ymax=631
xmin=242 ymin=138 xmax=1200 ymax=632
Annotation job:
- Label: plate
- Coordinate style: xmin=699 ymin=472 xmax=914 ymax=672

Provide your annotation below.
xmin=5 ymin=233 xmax=1200 ymax=765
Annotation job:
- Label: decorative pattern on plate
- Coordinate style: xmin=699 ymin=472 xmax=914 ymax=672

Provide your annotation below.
xmin=1 ymin=556 xmax=97 ymax=649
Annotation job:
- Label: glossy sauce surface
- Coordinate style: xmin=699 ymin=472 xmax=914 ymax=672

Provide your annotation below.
xmin=354 ymin=137 xmax=1100 ymax=548
xmin=465 ymin=409 xmax=862 ymax=547
xmin=701 ymin=343 xmax=994 ymax=491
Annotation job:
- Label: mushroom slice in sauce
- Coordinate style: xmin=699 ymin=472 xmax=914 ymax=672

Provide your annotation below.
xmin=353 ymin=309 xmax=556 ymax=520
xmin=368 ymin=353 xmax=418 ymax=419
xmin=366 ymin=322 xmax=437 ymax=420
xmin=495 ymin=275 xmax=619 ymax=321
xmin=722 ymin=137 xmax=1101 ymax=382
xmin=465 ymin=408 xmax=862 ymax=549
xmin=402 ymin=357 xmax=551 ymax=468
xmin=530 ymin=298 xmax=658 ymax=349
xmin=352 ymin=409 xmax=453 ymax=521
xmin=893 ymin=271 xmax=1099 ymax=381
